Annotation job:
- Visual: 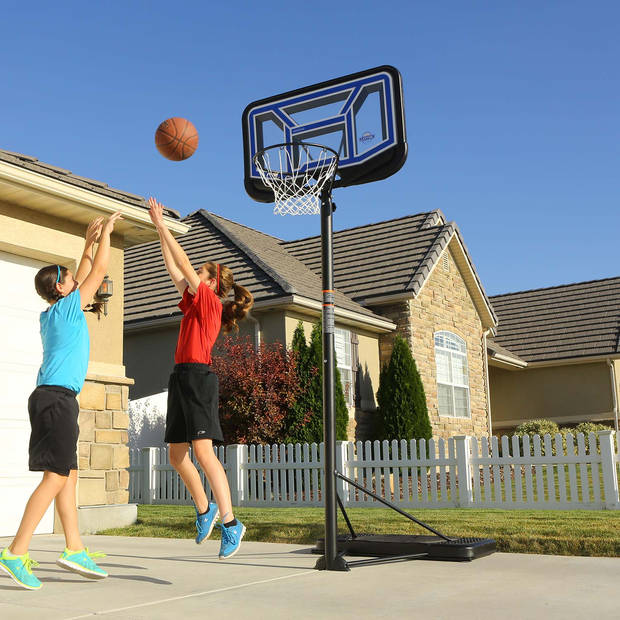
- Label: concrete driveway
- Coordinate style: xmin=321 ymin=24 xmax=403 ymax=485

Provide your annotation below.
xmin=0 ymin=535 xmax=618 ymax=619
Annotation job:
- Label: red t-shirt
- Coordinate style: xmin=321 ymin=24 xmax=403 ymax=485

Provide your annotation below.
xmin=175 ymin=282 xmax=223 ymax=364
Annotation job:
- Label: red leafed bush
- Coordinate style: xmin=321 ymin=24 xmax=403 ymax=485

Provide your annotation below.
xmin=211 ymin=336 xmax=300 ymax=444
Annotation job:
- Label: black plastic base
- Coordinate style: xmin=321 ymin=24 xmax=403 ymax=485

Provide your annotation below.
xmin=314 ymin=534 xmax=496 ymax=561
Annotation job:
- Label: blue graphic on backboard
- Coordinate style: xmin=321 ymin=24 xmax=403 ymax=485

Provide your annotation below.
xmin=243 ymin=65 xmax=407 ymax=202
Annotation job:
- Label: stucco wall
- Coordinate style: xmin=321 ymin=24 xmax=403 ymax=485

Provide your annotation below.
xmin=490 ymin=361 xmax=616 ymax=430
xmin=371 ymin=245 xmax=490 ymax=440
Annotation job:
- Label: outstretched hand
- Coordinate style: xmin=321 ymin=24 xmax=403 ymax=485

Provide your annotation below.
xmin=85 ymin=217 xmax=104 ymax=246
xmin=148 ymin=196 xmax=165 ymax=228
xmin=102 ymin=211 xmax=123 ymax=235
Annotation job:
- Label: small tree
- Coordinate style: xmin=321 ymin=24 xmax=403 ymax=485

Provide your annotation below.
xmin=211 ymin=336 xmax=300 ymax=444
xmin=285 ymin=320 xmax=349 ymax=443
xmin=376 ymin=335 xmax=432 ymax=442
xmin=283 ymin=322 xmax=319 ymax=442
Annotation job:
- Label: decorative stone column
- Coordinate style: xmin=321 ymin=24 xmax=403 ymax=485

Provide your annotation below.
xmin=54 ymin=373 xmax=137 ymax=534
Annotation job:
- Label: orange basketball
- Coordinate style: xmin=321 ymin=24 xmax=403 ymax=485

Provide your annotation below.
xmin=155 ymin=117 xmax=199 ymax=161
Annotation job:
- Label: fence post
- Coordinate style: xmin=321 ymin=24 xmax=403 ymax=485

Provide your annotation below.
xmin=335 ymin=441 xmax=348 ymax=506
xmin=226 ymin=444 xmax=248 ymax=506
xmin=454 ymin=435 xmax=473 ymax=508
xmin=141 ymin=447 xmax=157 ymax=505
xmin=598 ymin=431 xmax=619 ymax=509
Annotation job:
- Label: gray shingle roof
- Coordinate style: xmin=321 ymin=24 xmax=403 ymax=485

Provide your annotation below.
xmin=124 ymin=210 xmax=382 ymax=325
xmin=282 ymin=210 xmax=497 ymax=326
xmin=489 ymin=277 xmax=620 ymax=363
xmin=0 ymin=149 xmax=180 ymax=219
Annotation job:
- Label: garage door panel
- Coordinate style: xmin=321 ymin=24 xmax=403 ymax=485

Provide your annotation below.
xmin=0 ymin=251 xmax=53 ymax=536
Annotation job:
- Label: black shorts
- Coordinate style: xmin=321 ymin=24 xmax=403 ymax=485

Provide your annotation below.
xmin=164 ymin=363 xmax=224 ymax=444
xmin=28 ymin=385 xmax=79 ymax=476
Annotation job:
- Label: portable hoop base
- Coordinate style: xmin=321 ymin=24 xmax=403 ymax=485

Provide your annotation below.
xmin=313 ymin=535 xmax=496 ymax=562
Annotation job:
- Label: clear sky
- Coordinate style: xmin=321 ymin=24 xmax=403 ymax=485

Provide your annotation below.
xmin=1 ymin=1 xmax=617 ymax=296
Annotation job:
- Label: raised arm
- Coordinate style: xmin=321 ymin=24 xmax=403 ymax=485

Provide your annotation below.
xmin=148 ymin=197 xmax=200 ymax=294
xmin=147 ymin=197 xmax=187 ymax=296
xmin=79 ymin=212 xmax=123 ymax=309
xmin=74 ymin=217 xmax=104 ymax=284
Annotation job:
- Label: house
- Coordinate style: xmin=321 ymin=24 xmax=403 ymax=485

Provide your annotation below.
xmin=0 ymin=148 xmax=187 ymax=536
xmin=124 ymin=209 xmax=497 ymax=441
xmin=488 ymin=278 xmax=620 ymax=432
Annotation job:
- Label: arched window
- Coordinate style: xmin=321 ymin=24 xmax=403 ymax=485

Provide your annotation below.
xmin=434 ymin=331 xmax=470 ymax=418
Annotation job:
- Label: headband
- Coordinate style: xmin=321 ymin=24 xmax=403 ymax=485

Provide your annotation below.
xmin=56 ymin=265 xmax=61 ymax=283
xmin=216 ymin=264 xmax=220 ymax=294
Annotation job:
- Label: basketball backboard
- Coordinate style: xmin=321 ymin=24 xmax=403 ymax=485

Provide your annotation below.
xmin=242 ymin=65 xmax=407 ymax=203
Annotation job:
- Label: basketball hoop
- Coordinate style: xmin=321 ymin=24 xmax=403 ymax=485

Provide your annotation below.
xmin=253 ymin=142 xmax=339 ymax=215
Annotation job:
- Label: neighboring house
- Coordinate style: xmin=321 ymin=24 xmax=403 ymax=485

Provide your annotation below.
xmin=0 ymin=148 xmax=187 ymax=536
xmin=488 ymin=278 xmax=620 ymax=432
xmin=124 ymin=209 xmax=498 ymax=441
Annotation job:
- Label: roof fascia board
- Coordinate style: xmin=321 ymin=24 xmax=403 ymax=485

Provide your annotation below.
xmin=0 ymin=160 xmax=188 ymax=236
xmin=523 ymin=354 xmax=620 ymax=368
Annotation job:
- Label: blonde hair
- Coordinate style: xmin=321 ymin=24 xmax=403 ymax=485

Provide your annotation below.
xmin=203 ymin=261 xmax=254 ymax=333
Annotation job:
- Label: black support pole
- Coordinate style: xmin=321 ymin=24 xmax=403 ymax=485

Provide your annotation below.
xmin=314 ymin=190 xmax=349 ymax=572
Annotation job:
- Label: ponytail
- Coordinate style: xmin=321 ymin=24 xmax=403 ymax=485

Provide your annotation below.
xmin=221 ymin=282 xmax=254 ymax=333
xmin=202 ymin=261 xmax=254 ymax=333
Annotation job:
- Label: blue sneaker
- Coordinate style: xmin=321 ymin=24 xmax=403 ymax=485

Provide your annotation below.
xmin=218 ymin=520 xmax=246 ymax=560
xmin=56 ymin=548 xmax=107 ymax=579
xmin=0 ymin=547 xmax=42 ymax=590
xmin=195 ymin=502 xmax=219 ymax=544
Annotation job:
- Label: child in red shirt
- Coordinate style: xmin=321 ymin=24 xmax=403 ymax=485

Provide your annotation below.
xmin=148 ymin=198 xmax=253 ymax=559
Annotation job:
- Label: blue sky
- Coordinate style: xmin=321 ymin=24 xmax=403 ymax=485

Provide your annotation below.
xmin=1 ymin=1 xmax=617 ymax=296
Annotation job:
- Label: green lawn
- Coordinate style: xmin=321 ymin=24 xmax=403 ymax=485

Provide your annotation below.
xmin=99 ymin=505 xmax=620 ymax=558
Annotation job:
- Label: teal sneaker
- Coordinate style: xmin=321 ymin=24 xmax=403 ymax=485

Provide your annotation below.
xmin=195 ymin=502 xmax=219 ymax=544
xmin=0 ymin=547 xmax=42 ymax=590
xmin=56 ymin=548 xmax=108 ymax=579
xmin=218 ymin=520 xmax=246 ymax=560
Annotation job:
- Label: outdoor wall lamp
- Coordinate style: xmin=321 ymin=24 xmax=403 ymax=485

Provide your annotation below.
xmin=96 ymin=274 xmax=113 ymax=316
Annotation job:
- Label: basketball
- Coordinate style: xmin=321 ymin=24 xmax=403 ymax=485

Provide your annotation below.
xmin=154 ymin=117 xmax=199 ymax=161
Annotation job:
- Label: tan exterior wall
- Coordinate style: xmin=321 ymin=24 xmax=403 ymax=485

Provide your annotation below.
xmin=489 ymin=361 xmax=616 ymax=431
xmin=371 ymin=245 xmax=490 ymax=440
xmin=1 ymin=199 xmax=132 ymax=524
xmin=259 ymin=309 xmax=287 ymax=345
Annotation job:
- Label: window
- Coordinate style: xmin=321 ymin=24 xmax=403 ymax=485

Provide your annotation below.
xmin=334 ymin=327 xmax=353 ymax=407
xmin=434 ymin=331 xmax=470 ymax=418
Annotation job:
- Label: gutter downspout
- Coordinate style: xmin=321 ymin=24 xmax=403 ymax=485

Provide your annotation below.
xmin=483 ymin=329 xmax=493 ymax=437
xmin=246 ymin=313 xmax=261 ymax=350
xmin=607 ymin=359 xmax=619 ymax=432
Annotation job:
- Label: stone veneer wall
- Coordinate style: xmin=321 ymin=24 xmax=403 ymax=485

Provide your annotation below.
xmin=372 ymin=248 xmax=490 ymax=441
xmin=77 ymin=377 xmax=131 ymax=508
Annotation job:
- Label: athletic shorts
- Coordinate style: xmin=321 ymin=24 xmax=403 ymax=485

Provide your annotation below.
xmin=28 ymin=385 xmax=79 ymax=476
xmin=164 ymin=363 xmax=224 ymax=444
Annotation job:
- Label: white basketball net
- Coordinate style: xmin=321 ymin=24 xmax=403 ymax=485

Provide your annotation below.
xmin=254 ymin=144 xmax=338 ymax=215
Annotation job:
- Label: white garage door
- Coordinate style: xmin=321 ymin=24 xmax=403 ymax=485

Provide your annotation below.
xmin=0 ymin=251 xmax=54 ymax=536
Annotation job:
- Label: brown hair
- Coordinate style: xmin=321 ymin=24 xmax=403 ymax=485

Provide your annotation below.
xmin=34 ymin=264 xmax=103 ymax=318
xmin=203 ymin=261 xmax=254 ymax=333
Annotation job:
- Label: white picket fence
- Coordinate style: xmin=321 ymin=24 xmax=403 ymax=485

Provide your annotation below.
xmin=129 ymin=431 xmax=620 ymax=510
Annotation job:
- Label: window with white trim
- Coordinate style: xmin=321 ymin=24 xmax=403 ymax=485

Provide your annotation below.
xmin=434 ymin=331 xmax=470 ymax=418
xmin=334 ymin=327 xmax=353 ymax=407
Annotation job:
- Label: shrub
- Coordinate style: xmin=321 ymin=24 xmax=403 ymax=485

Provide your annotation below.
xmin=211 ymin=336 xmax=300 ymax=444
xmin=513 ymin=419 xmax=561 ymax=455
xmin=375 ymin=335 xmax=432 ymax=444
xmin=286 ymin=320 xmax=349 ymax=444
xmin=561 ymin=422 xmax=614 ymax=454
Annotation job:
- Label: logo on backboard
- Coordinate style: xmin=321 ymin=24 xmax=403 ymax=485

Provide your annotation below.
xmin=359 ymin=131 xmax=376 ymax=142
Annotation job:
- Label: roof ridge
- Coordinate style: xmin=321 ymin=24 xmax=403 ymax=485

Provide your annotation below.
xmin=406 ymin=224 xmax=455 ymax=294
xmin=282 ymin=209 xmax=445 ymax=244
xmin=197 ymin=211 xmax=296 ymax=294
xmin=489 ymin=275 xmax=620 ymax=299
